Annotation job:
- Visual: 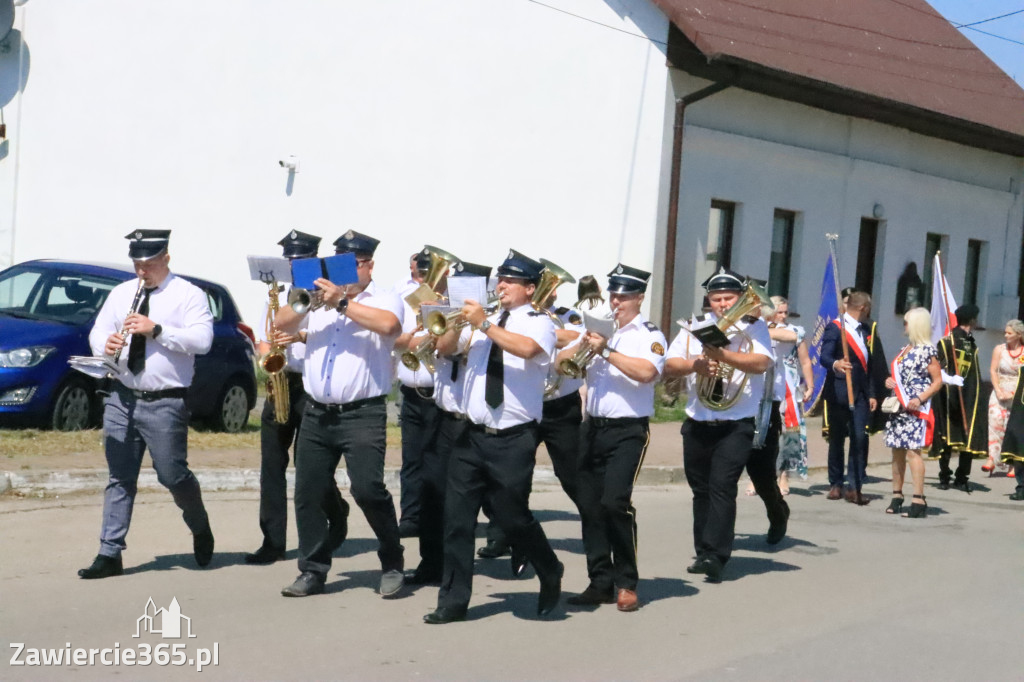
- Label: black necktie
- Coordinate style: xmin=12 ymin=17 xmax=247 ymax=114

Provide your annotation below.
xmin=127 ymin=288 xmax=154 ymax=375
xmin=484 ymin=311 xmax=510 ymax=408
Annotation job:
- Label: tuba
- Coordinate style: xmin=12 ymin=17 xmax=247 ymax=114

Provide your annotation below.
xmin=533 ymin=259 xmax=575 ymax=397
xmin=695 ymin=279 xmax=771 ymax=411
xmin=404 ymin=245 xmax=459 ymax=312
xmin=260 ymin=281 xmax=290 ymax=424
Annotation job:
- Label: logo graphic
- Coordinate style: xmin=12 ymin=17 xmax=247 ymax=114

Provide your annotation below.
xmin=134 ymin=597 xmax=196 ymax=639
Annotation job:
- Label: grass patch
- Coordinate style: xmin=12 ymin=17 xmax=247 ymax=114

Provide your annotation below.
xmin=651 ymin=379 xmax=686 ymax=424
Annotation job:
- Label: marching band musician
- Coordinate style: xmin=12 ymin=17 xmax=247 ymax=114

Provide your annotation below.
xmin=393 ymin=248 xmax=439 ymax=538
xmin=663 ymin=267 xmax=773 ymax=584
xmin=407 ymin=260 xmax=492 ymax=585
xmin=560 ymin=264 xmax=666 ymax=612
xmin=245 ymin=230 xmax=349 ymax=565
xmin=273 ymin=230 xmax=406 ymax=599
xmin=423 ymin=250 xmax=563 ymax=624
xmin=78 ymin=230 xmax=215 ymax=579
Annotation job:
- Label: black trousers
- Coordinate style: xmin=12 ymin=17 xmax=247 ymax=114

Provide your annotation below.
xmin=938 ymin=451 xmax=973 ymax=485
xmin=258 ymin=374 xmax=347 ymax=551
xmin=576 ymin=417 xmax=650 ymax=592
xmin=294 ymin=398 xmax=402 ymax=576
xmin=416 ymin=410 xmax=466 ymax=574
xmin=682 ymin=418 xmax=755 ymax=565
xmin=437 ymin=422 xmax=560 ymax=610
xmin=745 ymin=401 xmax=788 ymax=523
xmin=399 ymin=385 xmax=440 ymax=529
xmin=540 ymin=391 xmax=583 ymax=505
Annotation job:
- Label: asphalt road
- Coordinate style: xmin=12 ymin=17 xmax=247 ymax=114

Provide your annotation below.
xmin=2 ymin=464 xmax=1021 ymax=681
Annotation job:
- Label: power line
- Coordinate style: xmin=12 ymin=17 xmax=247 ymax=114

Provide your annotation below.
xmin=954 ymin=9 xmax=1024 ymax=29
xmin=523 ymin=0 xmax=668 ymax=46
xmin=962 ymin=25 xmax=1024 ymax=47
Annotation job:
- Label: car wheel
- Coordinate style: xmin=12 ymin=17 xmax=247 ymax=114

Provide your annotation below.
xmin=212 ymin=379 xmax=251 ymax=433
xmin=51 ymin=378 xmax=94 ymax=431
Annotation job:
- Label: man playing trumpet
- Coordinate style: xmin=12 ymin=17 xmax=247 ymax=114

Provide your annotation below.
xmin=558 ymin=264 xmax=666 ymax=612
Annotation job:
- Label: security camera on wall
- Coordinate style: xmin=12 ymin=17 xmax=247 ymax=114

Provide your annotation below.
xmin=279 ymin=156 xmax=299 ymax=172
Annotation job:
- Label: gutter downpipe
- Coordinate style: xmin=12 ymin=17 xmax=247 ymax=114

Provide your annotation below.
xmin=660 ymin=80 xmax=732 ymax=334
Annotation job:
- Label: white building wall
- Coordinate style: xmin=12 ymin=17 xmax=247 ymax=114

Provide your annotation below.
xmin=0 ymin=0 xmax=672 ymax=324
xmin=670 ymin=74 xmax=1024 ymax=373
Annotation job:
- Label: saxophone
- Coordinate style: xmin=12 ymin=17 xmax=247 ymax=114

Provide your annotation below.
xmin=259 ymin=281 xmax=290 ymax=424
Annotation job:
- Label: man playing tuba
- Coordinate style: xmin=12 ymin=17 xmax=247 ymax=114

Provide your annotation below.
xmin=663 ymin=267 xmax=773 ymax=584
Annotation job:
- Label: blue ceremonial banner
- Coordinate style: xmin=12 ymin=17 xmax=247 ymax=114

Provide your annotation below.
xmin=805 ymin=251 xmax=840 ymax=411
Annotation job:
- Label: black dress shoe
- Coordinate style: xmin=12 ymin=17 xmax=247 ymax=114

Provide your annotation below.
xmin=328 ymin=499 xmax=350 ymax=551
xmin=566 ymin=584 xmax=615 ymax=606
xmin=281 ymin=571 xmax=326 ymax=597
xmin=511 ymin=551 xmax=529 ymax=578
xmin=193 ymin=528 xmax=215 ymax=567
xmin=938 ymin=480 xmax=950 ymax=490
xmin=423 ymin=606 xmax=467 ymax=624
xmin=537 ymin=561 xmax=563 ymax=617
xmin=767 ymin=501 xmax=790 ymax=545
xmin=406 ymin=567 xmax=443 ymax=586
xmin=476 ymin=541 xmax=510 ymax=559
xmin=1009 ymin=490 xmax=1024 ymax=501
xmin=78 ymin=554 xmax=123 ymax=579
xmin=244 ymin=545 xmax=285 ymax=565
xmin=686 ymin=556 xmax=723 ymax=583
xmin=952 ymin=480 xmax=971 ymax=494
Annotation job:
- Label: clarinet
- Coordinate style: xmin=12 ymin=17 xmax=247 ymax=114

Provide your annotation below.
xmin=113 ymin=278 xmax=147 ymax=364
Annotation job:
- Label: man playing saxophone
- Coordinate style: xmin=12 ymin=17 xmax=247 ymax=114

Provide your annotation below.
xmin=663 ymin=266 xmax=773 ymax=584
xmin=245 ymin=230 xmax=349 ymax=565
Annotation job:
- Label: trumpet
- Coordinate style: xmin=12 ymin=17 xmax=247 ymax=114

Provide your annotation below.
xmin=287 ymin=287 xmax=327 ymax=314
xmin=424 ymin=294 xmax=499 ymax=337
xmin=400 ymin=336 xmax=438 ymax=374
xmin=558 ymin=318 xmax=618 ymax=380
xmin=260 ymin=281 xmax=290 ymax=424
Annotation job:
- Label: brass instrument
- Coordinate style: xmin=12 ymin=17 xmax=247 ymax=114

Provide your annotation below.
xmin=404 ymin=245 xmax=459 ymax=312
xmin=558 ymin=314 xmax=617 ymax=380
xmin=260 ymin=281 xmax=290 ymax=424
xmin=695 ymin=279 xmax=771 ymax=411
xmin=534 ymin=259 xmax=576 ymax=397
xmin=69 ymin=278 xmax=146 ymax=379
xmin=287 ymin=287 xmax=327 ymax=315
xmin=400 ymin=336 xmax=438 ymax=374
xmin=425 ymin=294 xmax=499 ymax=337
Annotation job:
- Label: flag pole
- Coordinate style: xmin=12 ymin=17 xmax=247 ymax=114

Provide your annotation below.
xmin=826 ymin=234 xmax=855 ymax=408
xmin=935 ymin=251 xmax=968 ymax=428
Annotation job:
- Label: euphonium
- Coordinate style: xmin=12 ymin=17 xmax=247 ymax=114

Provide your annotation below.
xmin=287 ymin=287 xmax=326 ymax=314
xmin=404 ymin=245 xmax=459 ymax=312
xmin=534 ymin=259 xmax=576 ymax=397
xmin=695 ymin=279 xmax=771 ymax=411
xmin=260 ymin=281 xmax=290 ymax=424
xmin=400 ymin=336 xmax=438 ymax=374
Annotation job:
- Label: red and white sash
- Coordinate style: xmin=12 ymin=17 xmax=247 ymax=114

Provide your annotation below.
xmin=832 ymin=318 xmax=868 ymax=372
xmin=891 ymin=345 xmax=935 ymax=448
xmin=782 ymin=382 xmax=800 ymax=430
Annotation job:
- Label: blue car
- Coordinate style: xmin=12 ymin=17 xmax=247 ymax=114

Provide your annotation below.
xmin=0 ymin=260 xmax=258 ymax=432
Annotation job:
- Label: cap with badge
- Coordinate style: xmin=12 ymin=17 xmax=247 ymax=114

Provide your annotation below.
xmin=495 ymin=249 xmax=543 ymax=283
xmin=333 ymin=230 xmax=380 ymax=256
xmin=606 ymin=263 xmax=651 ymax=294
xmin=278 ymin=230 xmax=321 ymax=259
xmin=125 ymin=229 xmax=171 ymax=261
xmin=452 ymin=261 xmax=492 ymax=279
xmin=701 ymin=266 xmax=745 ymax=292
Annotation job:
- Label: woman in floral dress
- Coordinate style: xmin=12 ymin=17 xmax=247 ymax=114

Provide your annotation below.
xmin=771 ymin=297 xmax=815 ymax=492
xmin=983 ymin=319 xmax=1024 ymax=475
xmin=884 ymin=308 xmax=942 ymax=518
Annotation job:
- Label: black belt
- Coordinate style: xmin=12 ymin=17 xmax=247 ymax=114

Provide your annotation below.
xmin=588 ymin=416 xmax=648 ymax=428
xmin=693 ymin=417 xmax=755 ymax=426
xmin=468 ymin=420 xmax=537 ymax=437
xmin=440 ymin=409 xmax=467 ymax=421
xmin=400 ymin=384 xmax=434 ymax=399
xmin=117 ymin=384 xmax=188 ymax=402
xmin=308 ymin=395 xmax=386 ymax=413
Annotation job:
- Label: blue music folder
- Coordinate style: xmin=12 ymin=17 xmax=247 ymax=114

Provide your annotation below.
xmin=290 ymin=253 xmax=358 ymax=290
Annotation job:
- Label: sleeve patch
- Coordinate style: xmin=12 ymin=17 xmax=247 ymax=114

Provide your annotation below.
xmin=568 ymin=313 xmax=582 ymax=325
xmin=652 ymin=342 xmax=665 ymax=356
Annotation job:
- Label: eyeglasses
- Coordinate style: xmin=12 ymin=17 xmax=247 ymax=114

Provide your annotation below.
xmin=356 ymin=258 xmax=372 ymax=268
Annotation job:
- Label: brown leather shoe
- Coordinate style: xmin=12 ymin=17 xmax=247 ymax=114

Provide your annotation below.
xmin=826 ymin=485 xmax=842 ymax=500
xmin=616 ymin=588 xmax=639 ymax=612
xmin=845 ymin=489 xmax=867 ymax=505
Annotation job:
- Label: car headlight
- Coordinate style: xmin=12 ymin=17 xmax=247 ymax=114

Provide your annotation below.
xmin=0 ymin=346 xmax=57 ymax=368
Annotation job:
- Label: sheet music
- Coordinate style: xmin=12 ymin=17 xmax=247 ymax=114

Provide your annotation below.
xmin=583 ymin=310 xmax=616 ymax=338
xmin=446 ymin=276 xmax=488 ymax=308
xmin=247 ymin=256 xmax=292 ymax=283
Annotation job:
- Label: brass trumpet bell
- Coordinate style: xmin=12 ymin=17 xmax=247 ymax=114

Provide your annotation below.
xmin=287 ymin=287 xmax=325 ymax=315
xmin=558 ymin=344 xmax=598 ymax=380
xmin=401 ymin=337 xmax=437 ymax=374
xmin=425 ymin=308 xmax=464 ymax=337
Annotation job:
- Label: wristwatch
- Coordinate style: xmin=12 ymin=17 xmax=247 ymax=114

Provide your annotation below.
xmin=336 ymin=298 xmax=349 ymax=315
xmin=151 ymin=324 xmax=163 ymax=339
xmin=480 ymin=320 xmax=493 ymax=332
xmin=600 ymin=347 xmax=613 ymax=359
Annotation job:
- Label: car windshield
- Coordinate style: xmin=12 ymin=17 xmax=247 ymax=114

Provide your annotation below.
xmin=0 ymin=266 xmax=123 ymax=325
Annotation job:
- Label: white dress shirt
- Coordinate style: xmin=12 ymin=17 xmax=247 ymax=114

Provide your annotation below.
xmin=89 ymin=273 xmax=214 ymax=391
xmin=301 ymin=280 xmax=403 ymax=404
xmin=462 ymin=303 xmax=556 ymax=429
xmin=577 ymin=314 xmax=667 ymax=419
xmin=666 ymin=314 xmax=773 ymax=421
xmin=545 ymin=306 xmax=586 ymax=401
xmin=433 ymin=351 xmax=469 ymax=415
